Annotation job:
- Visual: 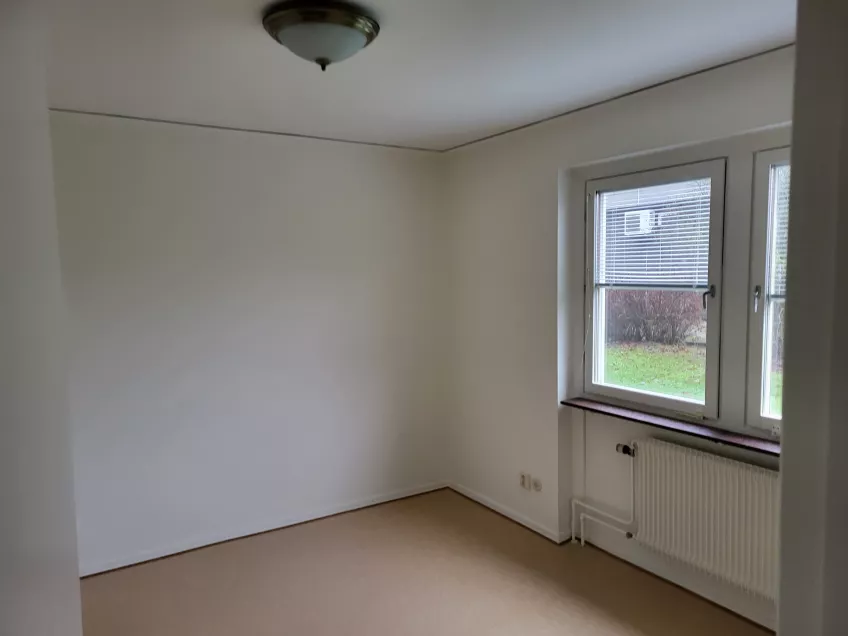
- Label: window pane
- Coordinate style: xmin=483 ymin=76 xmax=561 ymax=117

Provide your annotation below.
xmin=596 ymin=179 xmax=712 ymax=287
xmin=763 ymin=300 xmax=785 ymax=419
xmin=762 ymin=163 xmax=790 ymax=419
xmin=598 ymin=288 xmax=707 ymax=403
xmin=593 ymin=175 xmax=715 ymax=406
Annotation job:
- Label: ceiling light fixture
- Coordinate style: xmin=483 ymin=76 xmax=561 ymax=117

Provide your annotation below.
xmin=263 ymin=1 xmax=380 ymax=71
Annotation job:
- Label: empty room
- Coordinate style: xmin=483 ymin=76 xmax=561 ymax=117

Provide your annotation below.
xmin=4 ymin=1 xmax=848 ymax=635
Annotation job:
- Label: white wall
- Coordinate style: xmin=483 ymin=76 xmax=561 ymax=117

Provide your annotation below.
xmin=446 ymin=47 xmax=795 ymax=626
xmin=51 ymin=113 xmax=449 ymax=575
xmin=0 ymin=2 xmax=83 ymax=634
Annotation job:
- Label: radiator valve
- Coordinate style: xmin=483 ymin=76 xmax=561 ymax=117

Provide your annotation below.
xmin=616 ymin=443 xmax=636 ymax=457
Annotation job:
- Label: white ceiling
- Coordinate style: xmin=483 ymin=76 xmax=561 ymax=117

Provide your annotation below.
xmin=48 ymin=0 xmax=796 ymax=151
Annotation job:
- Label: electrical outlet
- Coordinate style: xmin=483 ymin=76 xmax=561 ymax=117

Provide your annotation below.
xmin=532 ymin=478 xmax=542 ymax=492
xmin=520 ymin=473 xmax=531 ymax=490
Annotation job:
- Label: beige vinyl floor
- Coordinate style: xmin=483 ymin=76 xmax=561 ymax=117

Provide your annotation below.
xmin=82 ymin=489 xmax=769 ymax=636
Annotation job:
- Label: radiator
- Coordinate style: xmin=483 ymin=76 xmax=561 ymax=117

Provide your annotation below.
xmin=634 ymin=438 xmax=780 ymax=601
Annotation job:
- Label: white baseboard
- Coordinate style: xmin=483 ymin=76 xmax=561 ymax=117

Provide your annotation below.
xmin=80 ymin=481 xmax=448 ymax=576
xmin=448 ymin=484 xmax=563 ymax=544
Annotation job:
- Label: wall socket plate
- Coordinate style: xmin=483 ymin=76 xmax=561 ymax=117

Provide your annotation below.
xmin=520 ymin=472 xmax=532 ymax=490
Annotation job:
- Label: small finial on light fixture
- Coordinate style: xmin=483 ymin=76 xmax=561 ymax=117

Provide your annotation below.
xmin=263 ymin=1 xmax=380 ymax=71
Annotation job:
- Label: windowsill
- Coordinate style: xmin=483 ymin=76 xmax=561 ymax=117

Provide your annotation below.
xmin=560 ymin=397 xmax=781 ymax=457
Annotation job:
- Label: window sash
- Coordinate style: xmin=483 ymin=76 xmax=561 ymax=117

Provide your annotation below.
xmin=747 ymin=147 xmax=791 ymax=434
xmin=584 ymin=159 xmax=726 ymax=419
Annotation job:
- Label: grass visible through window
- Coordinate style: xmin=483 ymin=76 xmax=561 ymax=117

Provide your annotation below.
xmin=604 ymin=344 xmax=706 ymax=402
xmin=768 ymin=371 xmax=783 ymax=418
xmin=603 ymin=343 xmax=784 ymax=416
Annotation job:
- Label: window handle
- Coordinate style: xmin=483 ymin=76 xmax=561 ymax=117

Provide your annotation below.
xmin=702 ymin=284 xmax=716 ymax=310
xmin=753 ymin=285 xmax=762 ymax=313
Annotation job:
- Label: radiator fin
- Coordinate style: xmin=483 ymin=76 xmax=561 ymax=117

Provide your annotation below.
xmin=634 ymin=438 xmax=779 ymax=601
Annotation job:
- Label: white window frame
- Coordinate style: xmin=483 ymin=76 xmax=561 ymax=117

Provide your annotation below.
xmin=746 ymin=147 xmax=791 ymax=435
xmin=584 ymin=159 xmax=726 ymax=419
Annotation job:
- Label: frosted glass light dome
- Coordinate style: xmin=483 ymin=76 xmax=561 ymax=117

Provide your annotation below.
xmin=263 ymin=2 xmax=380 ymax=71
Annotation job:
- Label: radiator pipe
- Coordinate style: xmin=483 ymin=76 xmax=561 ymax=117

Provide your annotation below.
xmin=580 ymin=513 xmax=634 ymax=545
xmin=571 ymin=440 xmax=636 ymax=545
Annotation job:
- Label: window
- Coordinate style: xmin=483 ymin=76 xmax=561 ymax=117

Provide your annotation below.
xmin=574 ymin=129 xmax=792 ymax=439
xmin=585 ymin=160 xmax=725 ymax=418
xmin=748 ymin=148 xmax=791 ymax=433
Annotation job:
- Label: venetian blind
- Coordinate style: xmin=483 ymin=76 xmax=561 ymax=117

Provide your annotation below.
xmin=595 ymin=178 xmax=712 ymax=288
xmin=768 ymin=165 xmax=791 ymax=298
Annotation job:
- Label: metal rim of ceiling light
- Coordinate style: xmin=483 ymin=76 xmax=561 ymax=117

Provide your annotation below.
xmin=262 ymin=1 xmax=381 ymax=61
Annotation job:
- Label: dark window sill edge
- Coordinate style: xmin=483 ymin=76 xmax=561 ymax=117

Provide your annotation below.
xmin=560 ymin=397 xmax=781 ymax=457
